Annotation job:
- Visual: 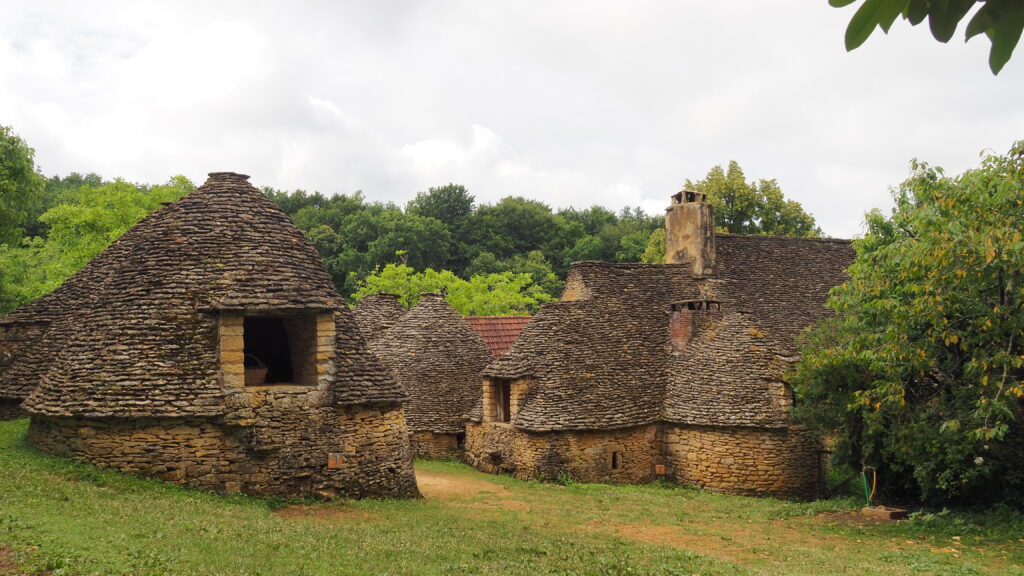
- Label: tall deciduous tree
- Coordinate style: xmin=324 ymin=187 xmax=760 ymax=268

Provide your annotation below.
xmin=0 ymin=125 xmax=45 ymax=246
xmin=687 ymin=161 xmax=821 ymax=237
xmin=792 ymin=143 xmax=1024 ymax=506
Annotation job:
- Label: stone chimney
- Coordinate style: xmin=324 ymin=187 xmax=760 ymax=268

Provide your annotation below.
xmin=668 ymin=299 xmax=722 ymax=352
xmin=665 ymin=190 xmax=715 ymax=276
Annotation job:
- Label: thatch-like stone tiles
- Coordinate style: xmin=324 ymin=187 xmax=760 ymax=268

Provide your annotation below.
xmin=478 ymin=235 xmax=855 ymax=432
xmin=370 ymin=293 xmax=492 ymax=435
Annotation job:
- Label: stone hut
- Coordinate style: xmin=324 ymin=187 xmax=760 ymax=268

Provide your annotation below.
xmin=13 ymin=172 xmax=419 ymax=499
xmin=369 ymin=293 xmax=492 ymax=459
xmin=464 ymin=316 xmax=533 ymax=358
xmin=464 ymin=190 xmax=854 ymax=499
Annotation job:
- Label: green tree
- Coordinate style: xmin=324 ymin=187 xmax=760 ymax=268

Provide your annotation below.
xmin=0 ymin=126 xmax=45 ymax=246
xmin=464 ymin=250 xmax=564 ymax=298
xmin=641 ymin=228 xmax=666 ymax=264
xmin=831 ymin=0 xmax=1024 ymax=74
xmin=792 ymin=143 xmax=1024 ymax=506
xmin=616 ymin=230 xmax=652 ymax=262
xmin=407 ymin=183 xmax=476 ymax=272
xmin=0 ymin=176 xmax=193 ymax=313
xmin=406 ymin=183 xmax=475 ymax=232
xmin=687 ymin=161 xmax=821 ymax=237
xmin=352 ymin=263 xmax=552 ymax=315
xmin=470 ymin=196 xmax=566 ymax=261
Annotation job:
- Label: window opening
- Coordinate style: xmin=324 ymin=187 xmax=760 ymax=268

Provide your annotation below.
xmin=611 ymin=451 xmax=623 ymax=470
xmin=243 ymin=317 xmax=294 ymax=384
xmin=496 ymin=380 xmax=512 ymax=423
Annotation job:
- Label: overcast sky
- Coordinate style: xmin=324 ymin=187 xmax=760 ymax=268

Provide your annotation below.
xmin=2 ymin=1 xmax=1021 ymax=238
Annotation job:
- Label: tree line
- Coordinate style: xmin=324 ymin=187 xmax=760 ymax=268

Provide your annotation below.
xmin=0 ymin=125 xmax=821 ymax=315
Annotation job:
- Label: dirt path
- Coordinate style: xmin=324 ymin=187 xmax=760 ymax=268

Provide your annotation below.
xmin=415 ymin=469 xmax=511 ymax=499
xmin=415 ymin=469 xmax=533 ymax=512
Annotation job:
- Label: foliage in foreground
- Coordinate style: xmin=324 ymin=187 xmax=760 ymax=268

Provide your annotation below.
xmin=831 ymin=0 xmax=1024 ymax=74
xmin=1 ymin=419 xmax=1022 ymax=576
xmin=794 ymin=142 xmax=1024 ymax=507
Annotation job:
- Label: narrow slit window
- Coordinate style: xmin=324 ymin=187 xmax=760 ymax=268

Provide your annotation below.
xmin=611 ymin=451 xmax=623 ymax=470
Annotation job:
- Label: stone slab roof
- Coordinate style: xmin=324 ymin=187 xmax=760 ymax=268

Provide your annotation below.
xmin=0 ymin=234 xmax=137 ymax=400
xmin=353 ymin=293 xmax=407 ymax=344
xmin=481 ymin=263 xmax=701 ymax=431
xmin=370 ymin=293 xmax=492 ymax=434
xmin=479 ymin=236 xmax=854 ymax=432
xmin=464 ymin=316 xmax=532 ymax=358
xmin=19 ymin=172 xmax=403 ymax=417
xmin=663 ymin=312 xmax=790 ymax=428
xmin=709 ymin=234 xmax=855 ymax=355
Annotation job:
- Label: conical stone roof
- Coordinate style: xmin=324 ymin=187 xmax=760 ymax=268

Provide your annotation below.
xmin=370 ymin=293 xmax=492 ymax=434
xmin=353 ymin=293 xmax=407 ymax=344
xmin=22 ymin=172 xmax=403 ymax=417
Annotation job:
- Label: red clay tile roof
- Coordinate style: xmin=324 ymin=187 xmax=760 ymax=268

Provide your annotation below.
xmin=464 ymin=316 xmax=532 ymax=358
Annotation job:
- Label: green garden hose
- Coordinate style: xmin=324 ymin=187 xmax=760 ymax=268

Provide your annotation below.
xmin=862 ymin=466 xmax=877 ymax=508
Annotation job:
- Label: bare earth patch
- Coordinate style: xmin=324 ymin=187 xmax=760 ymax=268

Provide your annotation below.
xmin=0 ymin=547 xmax=36 ymax=576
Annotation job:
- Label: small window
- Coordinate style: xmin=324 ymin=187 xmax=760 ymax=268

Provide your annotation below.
xmin=242 ymin=315 xmax=316 ymax=386
xmin=611 ymin=451 xmax=623 ymax=470
xmin=495 ymin=380 xmax=511 ymax=423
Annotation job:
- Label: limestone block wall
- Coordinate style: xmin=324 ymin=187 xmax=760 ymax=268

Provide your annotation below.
xmin=664 ymin=424 xmax=822 ymax=499
xmin=28 ymin=403 xmax=419 ymax=499
xmin=0 ymin=399 xmax=25 ymax=421
xmin=409 ymin=431 xmax=461 ymax=459
xmin=465 ymin=422 xmax=658 ymax=484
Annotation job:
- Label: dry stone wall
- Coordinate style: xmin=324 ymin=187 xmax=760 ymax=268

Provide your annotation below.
xmin=465 ymin=422 xmax=658 ymax=484
xmin=28 ymin=403 xmax=419 ymax=499
xmin=664 ymin=424 xmax=822 ymax=499
xmin=409 ymin=431 xmax=461 ymax=459
xmin=466 ymin=421 xmax=822 ymax=498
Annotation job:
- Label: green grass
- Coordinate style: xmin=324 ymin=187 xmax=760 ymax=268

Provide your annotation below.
xmin=1 ymin=419 xmax=1022 ymax=576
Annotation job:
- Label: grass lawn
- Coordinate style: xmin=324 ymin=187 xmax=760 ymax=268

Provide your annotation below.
xmin=1 ymin=419 xmax=1022 ymax=576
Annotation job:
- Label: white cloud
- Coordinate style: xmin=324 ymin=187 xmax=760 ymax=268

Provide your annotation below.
xmin=1 ymin=1 xmax=1022 ymax=238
